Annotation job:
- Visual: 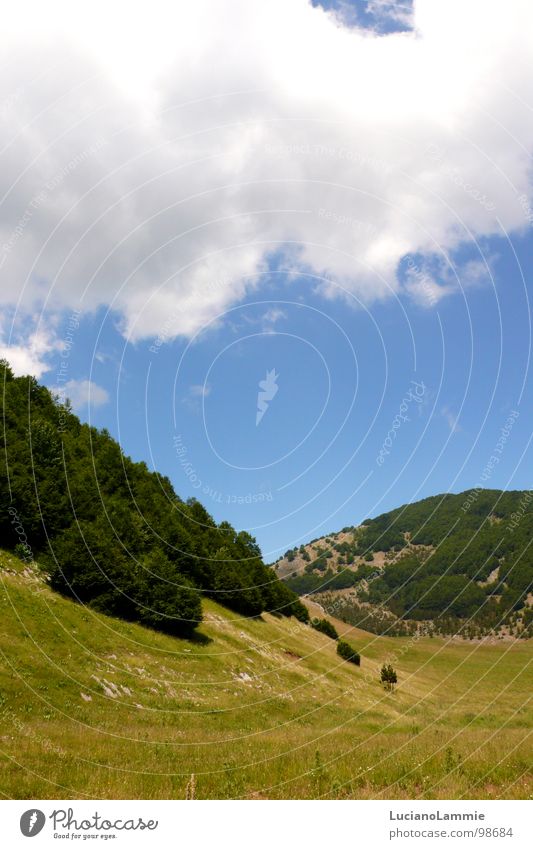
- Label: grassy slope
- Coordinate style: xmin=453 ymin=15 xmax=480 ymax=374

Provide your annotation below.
xmin=0 ymin=551 xmax=531 ymax=800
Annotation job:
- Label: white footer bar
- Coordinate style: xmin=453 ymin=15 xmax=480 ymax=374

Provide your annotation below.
xmin=2 ymin=799 xmax=530 ymax=848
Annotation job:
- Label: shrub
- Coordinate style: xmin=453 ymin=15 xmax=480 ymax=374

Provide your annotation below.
xmin=380 ymin=663 xmax=398 ymax=690
xmin=336 ymin=639 xmax=360 ymax=665
xmin=311 ymin=617 xmax=338 ymax=640
xmin=290 ymin=598 xmax=310 ymax=623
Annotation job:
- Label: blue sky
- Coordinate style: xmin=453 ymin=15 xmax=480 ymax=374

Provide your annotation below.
xmin=2 ymin=0 xmax=533 ymax=561
xmin=313 ymin=0 xmax=413 ymax=34
xmin=43 ymin=223 xmax=533 ymax=561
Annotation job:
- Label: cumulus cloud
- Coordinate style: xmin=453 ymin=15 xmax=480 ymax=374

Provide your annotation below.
xmin=402 ymin=253 xmax=494 ymax=307
xmin=0 ymin=322 xmax=61 ymax=378
xmin=366 ymin=0 xmax=413 ymax=27
xmin=189 ymin=384 xmax=211 ymax=399
xmin=0 ymin=0 xmax=532 ymax=359
xmin=181 ymin=382 xmax=211 ymax=413
xmin=54 ymin=379 xmax=110 ymax=411
xmin=261 ymin=307 xmax=287 ymax=329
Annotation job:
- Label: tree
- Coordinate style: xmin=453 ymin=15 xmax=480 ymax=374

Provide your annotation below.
xmin=210 ymin=548 xmax=264 ymax=616
xmin=311 ymin=617 xmax=338 ymax=640
xmin=0 ymin=361 xmax=299 ymax=638
xmin=263 ymin=573 xmax=306 ymax=619
xmin=380 ymin=663 xmax=398 ymax=691
xmin=134 ymin=549 xmax=202 ymax=636
xmin=290 ymin=598 xmax=310 ymax=622
xmin=336 ymin=639 xmax=360 ymax=666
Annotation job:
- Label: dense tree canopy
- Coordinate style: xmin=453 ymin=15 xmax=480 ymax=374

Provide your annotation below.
xmin=0 ymin=361 xmax=305 ymax=636
xmin=358 ymin=490 xmax=533 ymax=628
xmin=283 ymin=486 xmax=533 ymax=635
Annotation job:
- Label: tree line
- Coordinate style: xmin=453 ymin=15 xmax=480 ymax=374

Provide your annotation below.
xmin=0 ymin=361 xmax=307 ymax=636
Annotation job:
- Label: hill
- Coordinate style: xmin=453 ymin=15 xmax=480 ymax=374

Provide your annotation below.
xmin=277 ymin=490 xmax=533 ymax=638
xmin=0 ymin=361 xmax=531 ymax=799
xmin=0 ymin=553 xmax=531 ymax=799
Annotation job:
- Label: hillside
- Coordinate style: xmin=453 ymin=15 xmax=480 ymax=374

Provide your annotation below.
xmin=277 ymin=490 xmax=533 ymax=638
xmin=0 ymin=551 xmax=531 ymax=799
xmin=1 ymin=363 xmax=531 ymax=799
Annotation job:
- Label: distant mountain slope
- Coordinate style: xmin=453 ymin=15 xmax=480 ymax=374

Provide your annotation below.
xmin=277 ymin=490 xmax=533 ymax=637
xmin=0 ymin=360 xmax=305 ymax=635
xmin=1 ymin=553 xmax=531 ymax=799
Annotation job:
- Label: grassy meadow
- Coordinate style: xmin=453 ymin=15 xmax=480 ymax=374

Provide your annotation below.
xmin=0 ymin=551 xmax=531 ymax=800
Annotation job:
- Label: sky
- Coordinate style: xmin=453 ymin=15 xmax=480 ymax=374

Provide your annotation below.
xmin=1 ymin=0 xmax=533 ymax=560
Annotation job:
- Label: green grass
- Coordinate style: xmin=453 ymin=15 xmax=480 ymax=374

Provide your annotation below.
xmin=0 ymin=551 xmax=531 ymax=799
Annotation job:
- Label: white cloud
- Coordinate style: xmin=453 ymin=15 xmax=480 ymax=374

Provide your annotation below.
xmin=181 ymin=382 xmax=211 ymax=413
xmin=0 ymin=322 xmax=60 ymax=378
xmin=238 ymin=307 xmax=287 ymax=332
xmin=54 ymin=379 xmax=110 ymax=411
xmin=441 ymin=406 xmax=461 ymax=433
xmin=404 ymin=252 xmax=495 ymax=307
xmin=0 ymin=341 xmax=49 ymax=378
xmin=0 ymin=0 xmax=532 ymax=356
xmin=365 ymin=0 xmax=414 ymax=28
xmin=189 ymin=384 xmax=211 ymax=399
xmin=404 ymin=264 xmax=452 ymax=308
xmin=458 ymin=258 xmax=494 ymax=290
xmin=261 ymin=308 xmax=287 ymax=326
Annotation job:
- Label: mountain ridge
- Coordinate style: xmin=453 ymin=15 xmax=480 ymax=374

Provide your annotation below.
xmin=276 ymin=489 xmax=533 ymax=638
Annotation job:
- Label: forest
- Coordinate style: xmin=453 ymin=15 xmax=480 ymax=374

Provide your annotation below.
xmin=358 ymin=491 xmax=532 ymax=623
xmin=283 ymin=489 xmax=533 ymax=635
xmin=0 ymin=360 xmax=307 ymax=636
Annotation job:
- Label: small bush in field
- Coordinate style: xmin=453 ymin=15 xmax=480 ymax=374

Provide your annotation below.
xmin=336 ymin=639 xmax=360 ymax=665
xmin=380 ymin=663 xmax=398 ymax=691
xmin=311 ymin=617 xmax=338 ymax=640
